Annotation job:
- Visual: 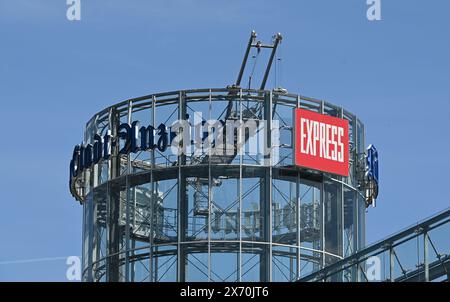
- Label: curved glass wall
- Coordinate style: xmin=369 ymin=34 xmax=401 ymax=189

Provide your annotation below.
xmin=72 ymin=88 xmax=366 ymax=282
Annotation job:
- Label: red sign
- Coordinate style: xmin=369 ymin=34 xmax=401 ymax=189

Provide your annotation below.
xmin=294 ymin=109 xmax=349 ymax=176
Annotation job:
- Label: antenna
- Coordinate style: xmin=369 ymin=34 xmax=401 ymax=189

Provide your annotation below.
xmin=233 ymin=31 xmax=283 ymax=90
xmin=260 ymin=33 xmax=282 ymax=90
xmin=236 ymin=31 xmax=257 ymax=87
xmin=226 ymin=31 xmax=283 ymax=119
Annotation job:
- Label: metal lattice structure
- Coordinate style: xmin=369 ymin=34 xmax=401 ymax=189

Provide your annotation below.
xmin=298 ymin=208 xmax=450 ymax=282
xmin=71 ymin=88 xmax=368 ymax=282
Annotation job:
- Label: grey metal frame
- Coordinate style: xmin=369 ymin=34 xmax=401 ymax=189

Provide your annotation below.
xmin=73 ymin=88 xmax=366 ymax=282
xmin=298 ymin=208 xmax=450 ymax=282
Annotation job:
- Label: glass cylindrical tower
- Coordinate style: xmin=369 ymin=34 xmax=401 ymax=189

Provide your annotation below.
xmin=70 ymin=88 xmax=367 ymax=282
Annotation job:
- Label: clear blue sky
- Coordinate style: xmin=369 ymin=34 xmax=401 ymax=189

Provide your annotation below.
xmin=0 ymin=0 xmax=449 ymax=281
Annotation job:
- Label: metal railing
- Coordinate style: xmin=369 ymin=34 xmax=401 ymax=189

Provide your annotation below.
xmin=298 ymin=208 xmax=450 ymax=282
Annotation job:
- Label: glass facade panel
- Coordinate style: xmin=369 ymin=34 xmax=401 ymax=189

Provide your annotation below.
xmin=343 ymin=186 xmax=356 ymax=257
xmin=272 ymin=178 xmax=297 ymax=245
xmin=273 ymin=246 xmax=298 ymax=282
xmin=300 ymin=179 xmax=321 ymax=251
xmin=210 ymin=246 xmax=239 ymax=282
xmin=324 ymin=179 xmax=343 ymax=265
xmin=72 ymin=89 xmax=365 ymax=282
xmin=241 ymin=171 xmax=264 ymax=242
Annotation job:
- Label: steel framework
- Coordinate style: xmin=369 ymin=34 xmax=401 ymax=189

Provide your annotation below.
xmin=298 ymin=208 xmax=450 ymax=282
xmin=73 ymin=88 xmax=367 ymax=282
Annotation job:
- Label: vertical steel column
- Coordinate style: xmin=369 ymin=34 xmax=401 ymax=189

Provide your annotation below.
xmin=177 ymin=91 xmax=187 ymax=282
xmin=289 ymin=183 xmax=294 ymax=281
xmin=424 ymin=231 xmax=429 ymax=282
xmin=295 ymin=95 xmax=301 ymax=280
xmin=321 ymin=180 xmax=326 ymax=269
xmin=320 ymin=101 xmax=326 ymax=270
xmin=389 ymin=246 xmax=394 ymax=282
xmin=92 ymin=116 xmax=99 ymax=189
xmin=340 ymin=191 xmax=345 ymax=258
xmin=312 ymin=187 xmax=319 ymax=272
xmin=130 ymin=235 xmax=135 ymax=282
xmin=207 ymin=90 xmax=212 ymax=282
xmin=103 ymin=109 xmax=111 ymax=282
xmin=131 ymin=187 xmax=137 ymax=281
xmin=91 ymin=115 xmax=100 ymax=279
xmin=88 ymin=194 xmax=94 ymax=281
xmin=92 ymin=196 xmax=98 ymax=280
xmin=260 ymin=91 xmax=273 ymax=281
xmin=149 ymin=95 xmax=156 ymax=282
xmin=341 ymin=108 xmax=345 ymax=263
xmin=107 ymin=107 xmax=121 ymax=282
xmin=238 ymin=89 xmax=243 ymax=282
xmin=268 ymin=91 xmax=273 ymax=282
xmin=125 ymin=101 xmax=132 ymax=282
xmin=354 ymin=115 xmax=360 ymax=256
xmin=81 ymin=200 xmax=87 ymax=280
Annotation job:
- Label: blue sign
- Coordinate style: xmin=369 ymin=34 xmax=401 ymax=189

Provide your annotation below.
xmin=366 ymin=144 xmax=379 ymax=186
